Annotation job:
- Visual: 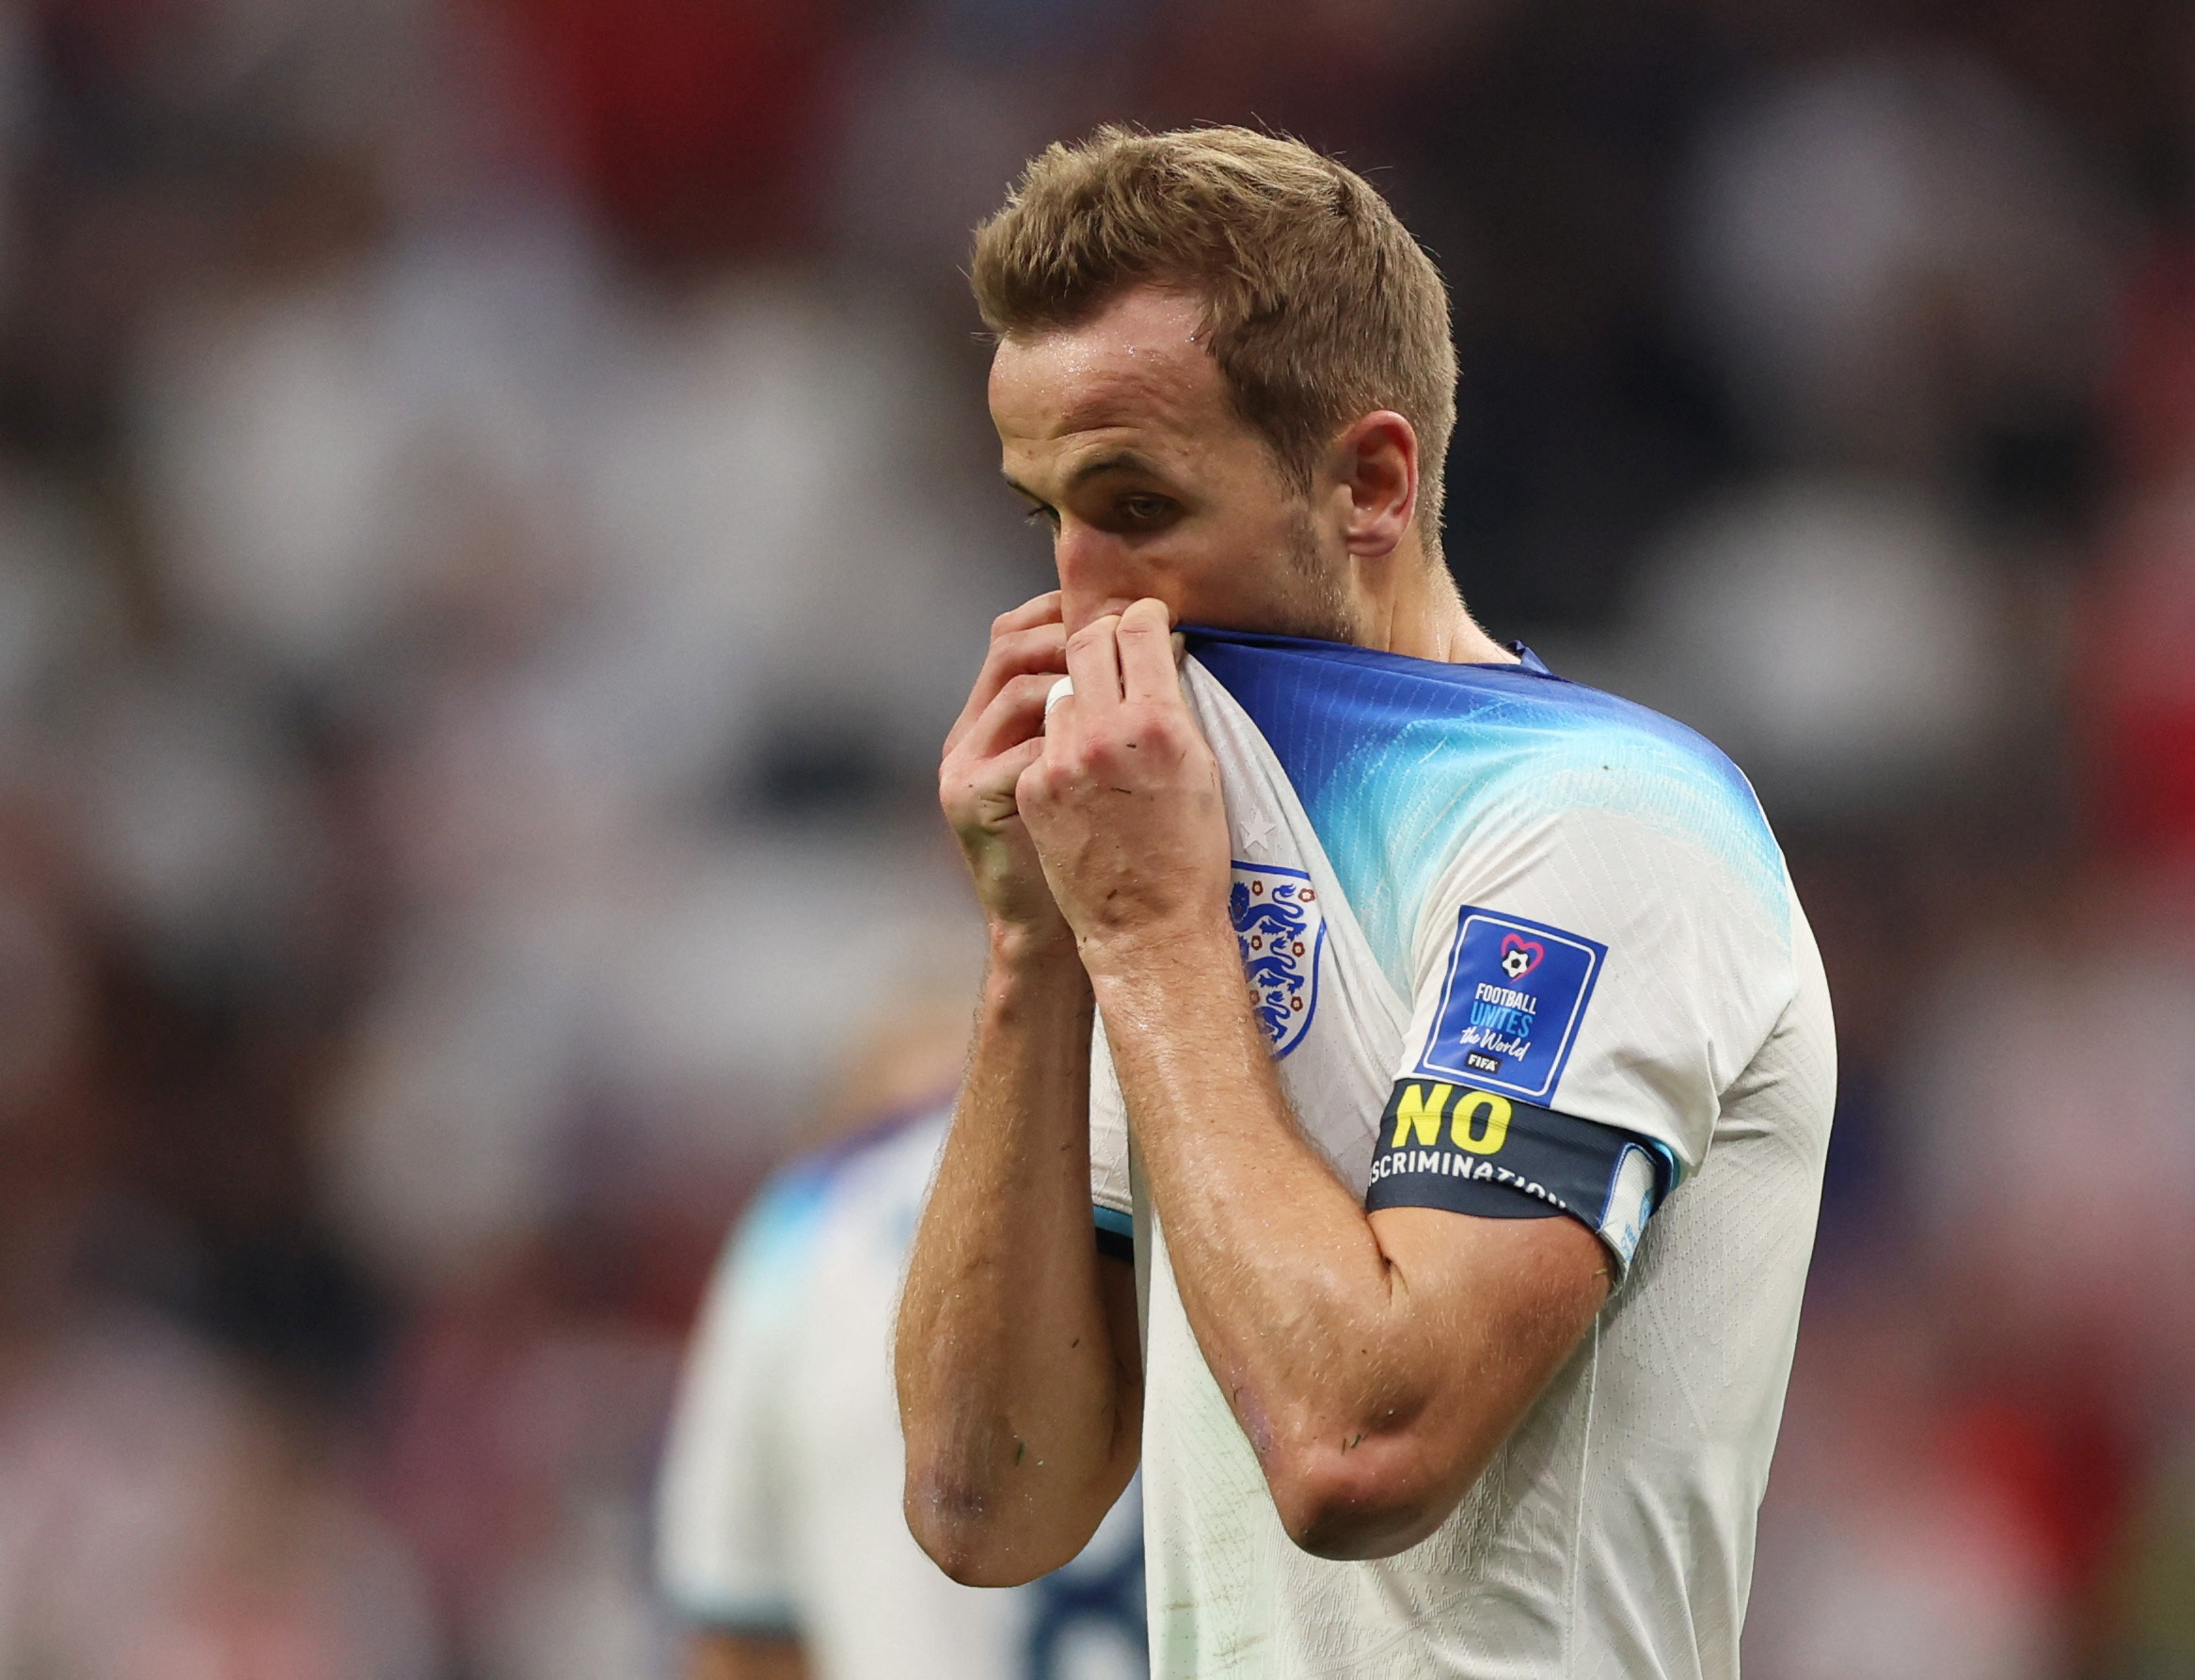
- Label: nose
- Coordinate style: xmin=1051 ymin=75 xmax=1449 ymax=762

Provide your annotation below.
xmin=1052 ymin=524 xmax=1141 ymax=633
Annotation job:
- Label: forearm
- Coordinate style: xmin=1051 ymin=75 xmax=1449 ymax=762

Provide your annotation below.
xmin=1090 ymin=926 xmax=1409 ymax=1440
xmin=1090 ymin=921 xmax=1557 ymax=1555
xmin=895 ymin=931 xmax=1139 ymax=1583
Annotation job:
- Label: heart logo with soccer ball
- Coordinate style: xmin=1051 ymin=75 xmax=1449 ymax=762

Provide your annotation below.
xmin=1499 ymin=934 xmax=1545 ymax=980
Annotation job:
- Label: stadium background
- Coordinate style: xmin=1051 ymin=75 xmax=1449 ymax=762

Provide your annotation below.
xmin=0 ymin=0 xmax=2186 ymax=1672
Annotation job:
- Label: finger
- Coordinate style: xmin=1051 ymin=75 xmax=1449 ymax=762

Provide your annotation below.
xmin=978 ymin=623 xmax=1069 ymax=692
xmin=1042 ymin=674 xmax=1075 ymax=724
xmin=948 ymin=595 xmax=1063 ymax=736
xmin=1117 ymin=598 xmax=1182 ymax=704
xmin=958 ymin=671 xmax=1061 ymax=761
xmin=990 ymin=592 xmax=1063 ymax=638
xmin=944 ymin=734 xmax=1046 ymax=826
xmin=1010 ymin=740 xmax=1047 ymax=812
xmin=1063 ymin=613 xmax=1124 ymax=715
xmin=1039 ymin=677 xmax=1077 ymax=748
xmin=985 ymin=734 xmax=1047 ymax=797
xmin=947 ymin=622 xmax=1069 ymax=743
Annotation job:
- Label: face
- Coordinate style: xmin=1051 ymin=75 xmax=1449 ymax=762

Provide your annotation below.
xmin=989 ymin=287 xmax=1357 ymax=639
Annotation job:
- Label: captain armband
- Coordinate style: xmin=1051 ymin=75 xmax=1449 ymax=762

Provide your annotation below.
xmin=1365 ymin=1079 xmax=1672 ymax=1274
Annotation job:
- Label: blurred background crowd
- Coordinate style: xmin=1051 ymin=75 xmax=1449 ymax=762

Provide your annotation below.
xmin=0 ymin=0 xmax=2185 ymax=1674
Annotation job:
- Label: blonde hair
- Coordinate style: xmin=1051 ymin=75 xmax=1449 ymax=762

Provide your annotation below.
xmin=970 ymin=125 xmax=1457 ymax=555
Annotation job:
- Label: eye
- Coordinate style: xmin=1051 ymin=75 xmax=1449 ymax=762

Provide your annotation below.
xmin=1023 ymin=503 xmax=1059 ymax=531
xmin=1119 ymin=495 xmax=1173 ymax=526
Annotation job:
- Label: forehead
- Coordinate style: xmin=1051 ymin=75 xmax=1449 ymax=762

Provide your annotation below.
xmin=988 ymin=287 xmax=1239 ymax=462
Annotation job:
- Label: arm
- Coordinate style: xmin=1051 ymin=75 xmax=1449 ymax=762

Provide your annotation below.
xmin=1091 ymin=924 xmax=1605 ymax=1558
xmin=686 ymin=1633 xmax=806 ymax=1680
xmin=1022 ymin=601 xmax=1608 ymax=1561
xmin=895 ymin=594 xmax=1143 ymax=1586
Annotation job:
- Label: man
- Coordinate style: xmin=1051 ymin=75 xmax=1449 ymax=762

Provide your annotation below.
xmin=895 ymin=126 xmax=1835 ymax=1678
xmin=659 ymin=1095 xmax=1146 ymax=1680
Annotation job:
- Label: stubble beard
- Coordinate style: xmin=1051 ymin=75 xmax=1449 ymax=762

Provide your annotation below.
xmin=1271 ymin=496 xmax=1362 ymax=646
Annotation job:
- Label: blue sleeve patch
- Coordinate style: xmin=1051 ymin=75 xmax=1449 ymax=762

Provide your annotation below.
xmin=1416 ymin=907 xmax=1606 ymax=1102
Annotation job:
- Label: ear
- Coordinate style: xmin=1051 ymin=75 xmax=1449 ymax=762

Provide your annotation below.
xmin=1331 ymin=411 xmax=1420 ymax=561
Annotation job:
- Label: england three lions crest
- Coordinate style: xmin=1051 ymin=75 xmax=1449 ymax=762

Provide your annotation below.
xmin=1230 ymin=862 xmax=1325 ymax=1059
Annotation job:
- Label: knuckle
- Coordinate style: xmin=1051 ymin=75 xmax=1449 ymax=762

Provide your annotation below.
xmin=996 ymin=626 xmax=1056 ymax=668
xmin=1129 ymin=705 xmax=1179 ymax=745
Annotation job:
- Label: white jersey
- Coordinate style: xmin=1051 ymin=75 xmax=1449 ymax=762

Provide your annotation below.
xmin=1089 ymin=630 xmax=1835 ymax=1679
xmin=660 ymin=1108 xmax=1146 ymax=1680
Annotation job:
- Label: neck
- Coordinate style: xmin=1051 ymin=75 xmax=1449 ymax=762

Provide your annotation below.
xmin=1349 ymin=531 xmax=1515 ymax=665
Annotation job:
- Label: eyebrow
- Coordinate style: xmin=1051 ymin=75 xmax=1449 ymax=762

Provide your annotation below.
xmin=1003 ymin=449 xmax=1168 ymax=502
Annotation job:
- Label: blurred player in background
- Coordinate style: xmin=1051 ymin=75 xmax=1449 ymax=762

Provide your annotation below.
xmin=896 ymin=128 xmax=1835 ymax=1677
xmin=658 ymin=991 xmax=1146 ymax=1680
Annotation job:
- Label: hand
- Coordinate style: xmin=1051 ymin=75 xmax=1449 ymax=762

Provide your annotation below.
xmin=1018 ymin=599 xmax=1233 ymax=962
xmin=941 ymin=592 xmax=1077 ymax=954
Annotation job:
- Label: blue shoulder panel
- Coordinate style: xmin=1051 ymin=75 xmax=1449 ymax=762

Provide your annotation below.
xmin=1181 ymin=627 xmax=1788 ymax=989
xmin=722 ymin=1103 xmax=945 ymax=1308
xmin=721 ymin=1160 xmax=837 ymax=1308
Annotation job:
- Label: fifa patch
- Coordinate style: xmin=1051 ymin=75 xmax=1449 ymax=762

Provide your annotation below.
xmin=1417 ymin=907 xmax=1604 ymax=1102
xmin=1365 ymin=1079 xmax=1669 ymax=1272
xmin=1230 ymin=861 xmax=1324 ymax=1059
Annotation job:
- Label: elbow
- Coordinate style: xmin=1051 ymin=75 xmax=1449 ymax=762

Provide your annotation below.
xmin=1264 ymin=1433 xmax=1472 ymax=1562
xmin=903 ymin=1449 xmax=1126 ymax=1588
xmin=902 ymin=1473 xmax=1045 ymax=1588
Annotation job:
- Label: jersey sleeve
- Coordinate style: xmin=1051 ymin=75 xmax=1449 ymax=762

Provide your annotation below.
xmin=1368 ymin=794 xmax=1798 ymax=1277
xmin=655 ymin=1173 xmax=819 ymax=1635
xmin=1090 ymin=1015 xmax=1135 ymax=1260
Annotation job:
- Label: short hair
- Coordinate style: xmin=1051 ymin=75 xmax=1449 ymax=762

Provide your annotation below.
xmin=970 ymin=125 xmax=1457 ymax=556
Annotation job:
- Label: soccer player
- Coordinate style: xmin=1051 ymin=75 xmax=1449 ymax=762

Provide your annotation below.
xmin=894 ymin=127 xmax=1835 ymax=1678
xmin=659 ymin=1097 xmax=1147 ymax=1680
